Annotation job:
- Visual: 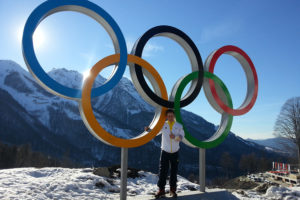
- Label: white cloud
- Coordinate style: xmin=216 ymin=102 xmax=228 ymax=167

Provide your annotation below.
xmin=127 ymin=38 xmax=164 ymax=57
xmin=105 ymin=37 xmax=164 ymax=57
xmin=143 ymin=43 xmax=164 ymax=57
xmin=200 ymin=20 xmax=242 ymax=43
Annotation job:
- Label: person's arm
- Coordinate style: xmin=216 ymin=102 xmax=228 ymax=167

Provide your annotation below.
xmin=175 ymin=125 xmax=185 ymax=141
xmin=180 ymin=126 xmax=185 ymax=138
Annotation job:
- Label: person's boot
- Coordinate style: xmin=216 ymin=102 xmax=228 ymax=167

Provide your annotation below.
xmin=154 ymin=188 xmax=166 ymax=198
xmin=170 ymin=187 xmax=177 ymax=198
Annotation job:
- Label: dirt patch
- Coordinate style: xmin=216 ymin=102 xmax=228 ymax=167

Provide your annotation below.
xmin=95 ymin=181 xmax=105 ymax=188
xmin=221 ymin=177 xmax=259 ymax=190
xmin=255 ymin=183 xmax=269 ymax=193
xmin=93 ymin=165 xmax=145 ymax=179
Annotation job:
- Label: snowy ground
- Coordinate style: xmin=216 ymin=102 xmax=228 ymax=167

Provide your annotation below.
xmin=233 ymin=186 xmax=300 ymax=200
xmin=0 ymin=167 xmax=299 ymax=200
xmin=0 ymin=167 xmax=199 ymax=200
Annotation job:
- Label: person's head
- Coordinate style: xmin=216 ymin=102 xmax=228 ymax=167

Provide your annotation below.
xmin=165 ymin=109 xmax=175 ymax=122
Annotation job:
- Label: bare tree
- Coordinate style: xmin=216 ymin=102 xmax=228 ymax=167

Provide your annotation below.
xmin=220 ymin=152 xmax=234 ymax=177
xmin=239 ymin=153 xmax=258 ymax=173
xmin=274 ymin=97 xmax=300 ymax=166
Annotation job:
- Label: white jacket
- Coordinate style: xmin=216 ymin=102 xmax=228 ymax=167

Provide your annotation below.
xmin=160 ymin=121 xmax=185 ymax=153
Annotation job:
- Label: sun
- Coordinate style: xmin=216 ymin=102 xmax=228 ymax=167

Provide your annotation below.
xmin=18 ymin=26 xmax=46 ymax=50
xmin=82 ymin=70 xmax=91 ymax=81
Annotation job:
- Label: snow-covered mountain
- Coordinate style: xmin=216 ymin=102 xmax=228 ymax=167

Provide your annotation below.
xmin=247 ymin=137 xmax=297 ymax=156
xmin=0 ymin=60 xmax=281 ymax=179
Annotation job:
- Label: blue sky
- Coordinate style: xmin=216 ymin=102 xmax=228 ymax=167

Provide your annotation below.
xmin=0 ymin=0 xmax=299 ymax=139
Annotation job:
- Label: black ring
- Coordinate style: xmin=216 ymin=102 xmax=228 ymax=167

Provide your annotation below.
xmin=131 ymin=25 xmax=204 ymax=108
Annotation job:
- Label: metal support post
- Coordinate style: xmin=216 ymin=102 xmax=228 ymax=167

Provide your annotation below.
xmin=120 ymin=148 xmax=128 ymax=200
xmin=199 ymin=148 xmax=205 ymax=192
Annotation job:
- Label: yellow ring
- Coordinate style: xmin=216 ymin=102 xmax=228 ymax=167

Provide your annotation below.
xmin=80 ymin=54 xmax=168 ymax=148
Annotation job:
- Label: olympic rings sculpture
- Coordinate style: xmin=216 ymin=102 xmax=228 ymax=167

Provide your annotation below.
xmin=22 ymin=0 xmax=258 ymax=149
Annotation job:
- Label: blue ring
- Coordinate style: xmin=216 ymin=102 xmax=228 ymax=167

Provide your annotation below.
xmin=22 ymin=0 xmax=127 ymax=99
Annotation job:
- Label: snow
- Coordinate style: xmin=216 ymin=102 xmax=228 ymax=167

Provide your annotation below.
xmin=0 ymin=60 xmax=28 ymax=77
xmin=0 ymin=60 xmax=153 ymax=129
xmin=127 ymin=108 xmax=141 ymax=115
xmin=265 ymin=186 xmax=300 ymax=200
xmin=48 ymin=68 xmax=106 ymax=90
xmin=0 ymin=167 xmax=199 ymax=200
xmin=265 ymin=147 xmax=274 ymax=151
xmin=233 ymin=186 xmax=300 ymax=200
xmin=1 ymin=167 xmax=300 ymax=199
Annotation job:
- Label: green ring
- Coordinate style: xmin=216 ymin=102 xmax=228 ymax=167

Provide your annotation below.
xmin=174 ymin=71 xmax=233 ymax=149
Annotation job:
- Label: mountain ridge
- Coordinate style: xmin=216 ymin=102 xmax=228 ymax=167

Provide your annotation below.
xmin=0 ymin=59 xmax=282 ymax=179
xmin=247 ymin=137 xmax=297 ymax=156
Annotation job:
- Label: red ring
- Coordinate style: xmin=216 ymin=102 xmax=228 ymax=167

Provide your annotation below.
xmin=208 ymin=45 xmax=258 ymax=116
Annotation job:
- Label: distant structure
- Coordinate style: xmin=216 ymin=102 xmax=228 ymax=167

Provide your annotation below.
xmin=268 ymin=161 xmax=300 ymax=184
xmin=272 ymin=162 xmax=291 ymax=174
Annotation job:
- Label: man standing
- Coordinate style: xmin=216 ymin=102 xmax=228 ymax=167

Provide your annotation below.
xmin=145 ymin=109 xmax=185 ymax=198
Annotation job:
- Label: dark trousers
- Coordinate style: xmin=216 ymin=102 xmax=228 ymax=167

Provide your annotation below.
xmin=157 ymin=150 xmax=179 ymax=190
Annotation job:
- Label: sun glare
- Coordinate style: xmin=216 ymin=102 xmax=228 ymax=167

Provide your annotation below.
xmin=82 ymin=70 xmax=91 ymax=81
xmin=18 ymin=26 xmax=46 ymax=50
